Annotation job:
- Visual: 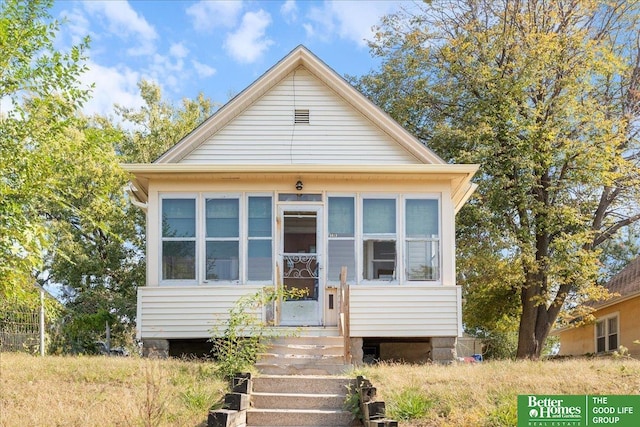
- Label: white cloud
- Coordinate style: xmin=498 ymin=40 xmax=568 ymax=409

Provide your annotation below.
xmin=186 ymin=1 xmax=244 ymax=32
xmin=169 ymin=42 xmax=189 ymax=59
xmin=281 ymin=0 xmax=298 ymax=23
xmin=192 ymin=60 xmax=217 ymax=78
xmin=80 ymin=61 xmax=143 ymax=117
xmin=83 ymin=1 xmax=157 ymax=56
xmin=224 ymin=10 xmax=274 ymax=64
xmin=60 ymin=7 xmax=92 ymax=45
xmin=305 ymin=1 xmax=400 ymax=47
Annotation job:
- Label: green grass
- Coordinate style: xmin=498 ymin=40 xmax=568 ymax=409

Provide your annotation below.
xmin=2 ymin=353 xmax=640 ymax=426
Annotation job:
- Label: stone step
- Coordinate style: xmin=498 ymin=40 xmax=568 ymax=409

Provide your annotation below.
xmin=252 ymin=392 xmax=345 ymax=410
xmin=252 ymin=375 xmax=354 ymax=395
xmin=246 ymin=408 xmax=353 ymax=426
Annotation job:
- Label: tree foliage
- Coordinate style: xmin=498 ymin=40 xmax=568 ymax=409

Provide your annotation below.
xmin=0 ymin=0 xmax=89 ymax=302
xmin=356 ymin=0 xmax=640 ymax=358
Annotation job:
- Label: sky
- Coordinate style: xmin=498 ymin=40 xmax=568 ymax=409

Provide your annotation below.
xmin=50 ymin=0 xmax=409 ymax=118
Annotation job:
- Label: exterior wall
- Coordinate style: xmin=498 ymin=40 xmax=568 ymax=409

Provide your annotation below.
xmin=137 ymin=285 xmax=263 ymax=339
xmin=182 ymin=67 xmax=420 ymax=165
xmin=558 ymin=297 xmax=640 ymax=358
xmin=349 ymin=285 xmax=461 ymax=337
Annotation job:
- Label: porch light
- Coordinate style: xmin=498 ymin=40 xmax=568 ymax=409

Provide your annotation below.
xmin=295 ymin=180 xmax=303 ymax=191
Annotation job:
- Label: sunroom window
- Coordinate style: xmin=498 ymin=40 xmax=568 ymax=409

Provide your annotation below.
xmin=248 ymin=196 xmax=273 ymax=281
xmin=161 ymin=198 xmax=196 ymax=280
xmin=328 ymin=197 xmax=355 ymax=282
xmin=205 ymin=198 xmax=239 ymax=281
xmin=362 ymin=198 xmax=396 ymax=280
xmin=406 ymin=199 xmax=440 ymax=281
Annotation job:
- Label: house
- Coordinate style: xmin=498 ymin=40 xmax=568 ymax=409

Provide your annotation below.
xmin=554 ymin=257 xmax=640 ymax=358
xmin=124 ymin=45 xmax=478 ymax=363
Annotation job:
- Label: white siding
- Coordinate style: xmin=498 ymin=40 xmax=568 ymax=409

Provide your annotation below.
xmin=182 ymin=67 xmax=420 ymax=165
xmin=137 ymin=285 xmax=264 ymax=339
xmin=349 ymin=286 xmax=461 ymax=337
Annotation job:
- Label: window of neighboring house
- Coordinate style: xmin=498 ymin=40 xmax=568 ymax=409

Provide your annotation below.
xmin=362 ymin=198 xmax=396 ymax=280
xmin=327 ymin=196 xmax=355 ymax=283
xmin=248 ymin=196 xmax=273 ymax=281
xmin=596 ymin=314 xmax=619 ymax=353
xmin=406 ymin=199 xmax=440 ymax=281
xmin=205 ymin=198 xmax=240 ymax=281
xmin=161 ymin=198 xmax=196 ymax=280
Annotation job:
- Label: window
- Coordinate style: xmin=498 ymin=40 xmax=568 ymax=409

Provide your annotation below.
xmin=406 ymin=199 xmax=440 ymax=281
xmin=161 ymin=198 xmax=196 ymax=280
xmin=596 ymin=314 xmax=619 ymax=353
xmin=248 ymin=196 xmax=273 ymax=281
xmin=205 ymin=198 xmax=239 ymax=281
xmin=362 ymin=198 xmax=396 ymax=280
xmin=160 ymin=194 xmax=273 ymax=284
xmin=328 ymin=197 xmax=355 ymax=282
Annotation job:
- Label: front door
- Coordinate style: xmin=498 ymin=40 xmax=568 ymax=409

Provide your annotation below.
xmin=279 ymin=207 xmax=322 ymax=326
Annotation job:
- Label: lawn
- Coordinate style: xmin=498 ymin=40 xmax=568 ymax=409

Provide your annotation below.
xmin=1 ymin=353 xmax=639 ymax=426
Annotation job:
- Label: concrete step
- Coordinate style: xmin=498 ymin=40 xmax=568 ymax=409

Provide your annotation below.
xmin=246 ymin=408 xmax=353 ymax=426
xmin=252 ymin=375 xmax=354 ymax=395
xmin=265 ymin=343 xmax=344 ymax=356
xmin=266 ymin=336 xmax=344 ymax=346
xmin=257 ymin=353 xmax=345 ymax=365
xmin=255 ymin=362 xmax=350 ymax=376
xmin=252 ymin=392 xmax=345 ymax=410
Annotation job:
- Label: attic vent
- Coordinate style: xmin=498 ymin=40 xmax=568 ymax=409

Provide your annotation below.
xmin=294 ymin=109 xmax=310 ymax=124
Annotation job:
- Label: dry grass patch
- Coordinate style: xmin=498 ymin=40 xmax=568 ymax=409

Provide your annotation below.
xmin=355 ymin=358 xmax=640 ymax=427
xmin=0 ymin=352 xmax=226 ymax=427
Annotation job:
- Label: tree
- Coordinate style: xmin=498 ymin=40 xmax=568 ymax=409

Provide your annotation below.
xmin=115 ymin=80 xmax=215 ymax=163
xmin=0 ymin=0 xmax=89 ymax=302
xmin=356 ymin=0 xmax=640 ymax=358
xmin=44 ymin=82 xmax=214 ymax=351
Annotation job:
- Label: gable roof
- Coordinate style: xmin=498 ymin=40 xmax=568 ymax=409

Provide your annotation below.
xmin=155 ymin=45 xmax=445 ymax=165
xmin=597 ymin=257 xmax=640 ymax=307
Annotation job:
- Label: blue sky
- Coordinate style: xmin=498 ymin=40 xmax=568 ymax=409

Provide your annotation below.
xmin=50 ymin=0 xmax=408 ymax=117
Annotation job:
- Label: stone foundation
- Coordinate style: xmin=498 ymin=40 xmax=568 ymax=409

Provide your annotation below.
xmin=350 ymin=337 xmax=364 ymax=365
xmin=142 ymin=339 xmax=169 ymax=358
xmin=431 ymin=337 xmax=457 ymax=364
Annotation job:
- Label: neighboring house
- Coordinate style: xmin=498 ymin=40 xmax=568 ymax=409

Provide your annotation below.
xmin=554 ymin=257 xmax=640 ymax=358
xmin=124 ymin=46 xmax=478 ymax=363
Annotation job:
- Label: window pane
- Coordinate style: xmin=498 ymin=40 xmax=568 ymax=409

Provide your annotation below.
xmin=162 ymin=241 xmax=195 ymax=280
xmin=596 ymin=321 xmax=605 ymax=337
xmin=363 ymin=240 xmax=395 ymax=280
xmin=206 ymin=199 xmax=239 ymax=238
xmin=162 ymin=199 xmax=195 ymax=237
xmin=597 ymin=336 xmax=606 ymax=353
xmin=407 ymin=241 xmax=439 ymax=280
xmin=608 ymin=317 xmax=617 ymax=334
xmin=608 ymin=334 xmax=618 ymax=351
xmin=206 ymin=241 xmax=239 ymax=280
xmin=328 ymin=240 xmax=355 ymax=282
xmin=363 ymin=199 xmax=396 ymax=234
xmin=329 ymin=197 xmax=354 ymax=237
xmin=249 ymin=197 xmax=272 ymax=237
xmin=248 ymin=240 xmax=272 ymax=280
xmin=406 ymin=199 xmax=439 ymax=237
